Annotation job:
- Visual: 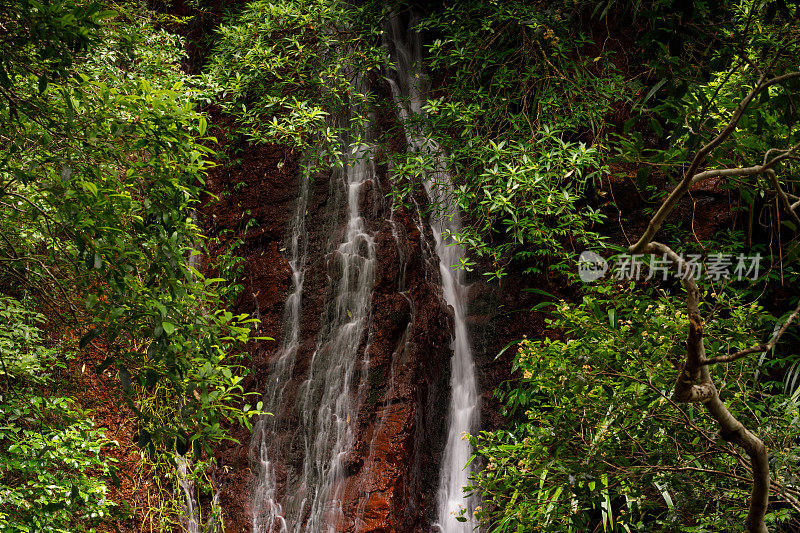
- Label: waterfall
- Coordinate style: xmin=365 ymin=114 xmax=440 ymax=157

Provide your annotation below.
xmin=178 ymin=454 xmax=221 ymax=533
xmin=249 ymin=11 xmax=478 ymax=532
xmin=250 ymin=155 xmax=311 ymax=533
xmin=250 ymin=75 xmax=377 ymax=531
xmin=298 ymin=99 xmax=376 ymax=532
xmin=384 ymin=14 xmax=481 ymax=532
xmin=177 ymin=454 xmax=201 ymax=533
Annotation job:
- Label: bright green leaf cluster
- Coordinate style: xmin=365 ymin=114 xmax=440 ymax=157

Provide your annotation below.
xmin=467 ymin=283 xmax=799 ymax=532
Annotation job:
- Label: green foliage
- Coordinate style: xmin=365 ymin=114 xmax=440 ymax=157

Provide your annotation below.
xmin=207 ymin=0 xmax=384 ymax=152
xmin=447 ymin=130 xmax=607 ymax=278
xmin=0 ymin=1 xmax=259 ymax=454
xmin=388 ymin=0 xmax=630 ymax=280
xmin=0 ymin=297 xmax=116 ymax=532
xmin=417 ymin=1 xmax=622 ymax=139
xmin=0 ymin=3 xmax=274 ymax=529
xmin=467 ymin=283 xmax=800 ymax=532
xmin=616 ymin=0 xmax=800 ymax=251
xmin=0 ymin=398 xmax=115 ymax=532
xmin=0 ymin=297 xmax=52 ymax=381
xmin=0 ymin=0 xmax=113 ymax=93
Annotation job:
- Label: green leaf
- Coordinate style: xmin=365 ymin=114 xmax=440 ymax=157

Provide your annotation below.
xmin=79 ymin=328 xmax=101 ymax=349
xmin=119 ymin=367 xmax=131 ymax=392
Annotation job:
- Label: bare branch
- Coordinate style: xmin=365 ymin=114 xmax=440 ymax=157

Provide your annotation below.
xmin=688 ymin=142 xmax=800 ymax=185
xmin=642 ymin=240 xmax=770 ymax=533
xmin=766 ymin=168 xmax=800 ymax=228
xmin=702 ymin=300 xmax=800 ymax=366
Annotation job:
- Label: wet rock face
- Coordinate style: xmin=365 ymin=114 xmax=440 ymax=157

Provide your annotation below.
xmin=200 ymin=138 xmax=302 ymax=533
xmin=201 ymin=102 xmax=534 ymax=532
xmin=339 ymin=202 xmax=454 ymax=533
xmin=203 ymin=130 xmax=454 ymax=532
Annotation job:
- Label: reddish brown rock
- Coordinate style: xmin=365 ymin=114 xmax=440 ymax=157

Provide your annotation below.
xmin=198 ymin=91 xmax=536 ymax=533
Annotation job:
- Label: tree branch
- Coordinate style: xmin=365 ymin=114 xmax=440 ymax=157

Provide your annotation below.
xmin=766 ymin=168 xmax=800 ymax=229
xmin=630 ymin=72 xmax=800 ymax=254
xmin=642 ymin=241 xmax=770 ymax=533
xmin=688 ymin=142 xmax=800 ymax=186
xmin=702 ymin=299 xmax=800 ymax=366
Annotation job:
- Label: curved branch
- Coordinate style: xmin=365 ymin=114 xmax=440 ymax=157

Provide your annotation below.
xmin=630 ymin=72 xmax=800 ymax=253
xmin=687 ymin=142 xmax=800 ymax=186
xmin=766 ymin=168 xmax=800 ymax=228
xmin=702 ymin=300 xmax=800 ymax=366
xmin=643 ymin=241 xmax=770 ymax=533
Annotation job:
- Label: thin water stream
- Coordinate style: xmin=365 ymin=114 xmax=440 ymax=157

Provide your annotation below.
xmin=249 ymin=13 xmax=479 ymax=532
xmin=384 ymin=14 xmax=480 ymax=532
xmin=250 ymin=157 xmax=311 ymax=533
xmin=251 ymin=76 xmax=377 ymax=531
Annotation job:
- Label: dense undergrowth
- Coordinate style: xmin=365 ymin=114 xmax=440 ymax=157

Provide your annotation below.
xmin=0 ymin=297 xmax=115 ymax=531
xmin=0 ymin=1 xmax=261 ymax=530
xmin=1 ymin=0 xmax=798 ymax=531
xmin=469 ymin=284 xmax=799 ymax=531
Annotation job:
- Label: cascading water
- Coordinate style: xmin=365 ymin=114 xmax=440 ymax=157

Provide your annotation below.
xmin=250 ymin=74 xmax=377 ymax=532
xmin=250 ymin=157 xmax=311 ymax=533
xmin=177 ymin=455 xmax=200 ymax=533
xmin=384 ymin=14 xmax=481 ymax=532
xmin=424 ymin=149 xmax=480 ymax=533
xmin=297 ymin=102 xmax=376 ymax=532
xmin=249 ymin=11 xmax=478 ymax=532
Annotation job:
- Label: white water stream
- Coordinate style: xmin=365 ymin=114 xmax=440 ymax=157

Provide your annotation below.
xmin=250 ymin=13 xmax=478 ymax=531
xmin=384 ymin=15 xmax=480 ymax=532
xmin=297 ymin=107 xmax=376 ymax=532
xmin=251 ymin=77 xmax=377 ymax=531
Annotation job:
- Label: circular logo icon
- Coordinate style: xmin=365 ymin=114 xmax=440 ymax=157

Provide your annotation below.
xmin=578 ymin=250 xmax=608 ymax=282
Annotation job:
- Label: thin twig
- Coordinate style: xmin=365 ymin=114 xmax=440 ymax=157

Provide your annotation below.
xmin=702 ymin=300 xmax=800 ymax=366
